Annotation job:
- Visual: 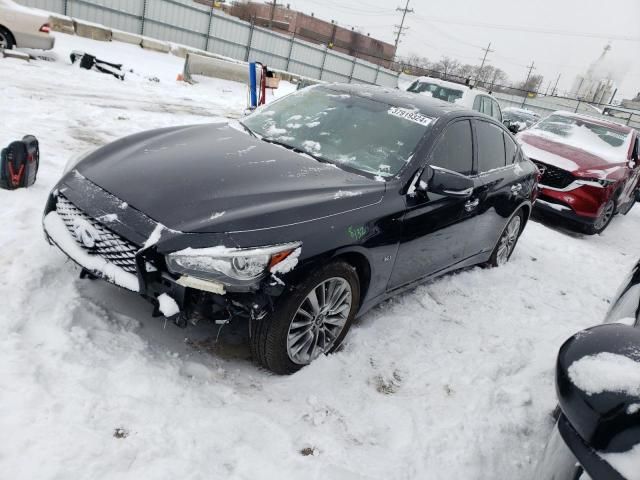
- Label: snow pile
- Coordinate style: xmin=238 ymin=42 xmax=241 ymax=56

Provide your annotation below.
xmin=157 ymin=293 xmax=180 ymax=317
xmin=568 ymin=352 xmax=640 ymax=396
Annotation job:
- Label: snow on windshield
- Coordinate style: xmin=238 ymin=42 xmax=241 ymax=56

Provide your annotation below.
xmin=242 ymin=86 xmax=432 ymax=177
xmin=407 ymin=81 xmax=464 ymax=104
xmin=530 ymin=114 xmax=632 ymax=163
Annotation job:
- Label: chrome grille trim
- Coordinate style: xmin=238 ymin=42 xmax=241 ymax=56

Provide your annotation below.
xmin=55 ymin=195 xmax=140 ymax=274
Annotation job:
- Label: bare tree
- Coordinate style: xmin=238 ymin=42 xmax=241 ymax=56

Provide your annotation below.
xmin=433 ymin=56 xmax=460 ymax=78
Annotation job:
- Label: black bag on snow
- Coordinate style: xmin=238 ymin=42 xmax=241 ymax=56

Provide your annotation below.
xmin=0 ymin=135 xmax=39 ymax=190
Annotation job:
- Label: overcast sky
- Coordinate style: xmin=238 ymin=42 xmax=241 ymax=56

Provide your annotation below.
xmin=286 ymin=0 xmax=640 ymax=99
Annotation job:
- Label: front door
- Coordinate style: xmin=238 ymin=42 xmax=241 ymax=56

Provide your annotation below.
xmin=388 ymin=119 xmax=482 ymax=289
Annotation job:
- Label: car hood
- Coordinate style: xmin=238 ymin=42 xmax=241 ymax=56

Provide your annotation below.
xmin=518 ymin=131 xmax=626 ymax=174
xmin=75 ymin=123 xmax=386 ymax=233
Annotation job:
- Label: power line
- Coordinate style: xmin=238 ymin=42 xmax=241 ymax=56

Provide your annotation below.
xmin=393 ymin=0 xmax=414 ymax=53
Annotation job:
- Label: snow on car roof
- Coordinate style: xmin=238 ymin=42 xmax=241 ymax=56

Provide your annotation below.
xmin=326 ymin=83 xmax=468 ymax=118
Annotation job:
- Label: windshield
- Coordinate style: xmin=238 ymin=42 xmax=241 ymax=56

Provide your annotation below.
xmin=531 ymin=114 xmax=632 ymax=162
xmin=407 ymin=81 xmax=464 ymax=103
xmin=242 ymin=86 xmax=432 ymax=178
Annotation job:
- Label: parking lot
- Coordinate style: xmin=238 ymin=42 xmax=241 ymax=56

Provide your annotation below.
xmin=1 ymin=33 xmax=639 ymax=479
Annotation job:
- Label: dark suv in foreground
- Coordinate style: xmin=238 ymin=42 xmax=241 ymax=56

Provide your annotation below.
xmin=536 ymin=260 xmax=640 ymax=480
xmin=43 ymin=84 xmax=538 ymax=374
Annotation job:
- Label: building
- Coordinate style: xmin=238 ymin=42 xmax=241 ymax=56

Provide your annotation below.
xmin=196 ymin=0 xmax=396 ymax=68
xmin=569 ymin=44 xmax=617 ymax=104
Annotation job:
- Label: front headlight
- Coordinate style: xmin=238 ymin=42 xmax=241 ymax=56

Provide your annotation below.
xmin=166 ymin=242 xmax=301 ymax=286
xmin=575 ymin=178 xmax=616 ymax=188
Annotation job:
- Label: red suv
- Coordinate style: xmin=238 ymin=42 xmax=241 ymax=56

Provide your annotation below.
xmin=517 ymin=111 xmax=640 ymax=234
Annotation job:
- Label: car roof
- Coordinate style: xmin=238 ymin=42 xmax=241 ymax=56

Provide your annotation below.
xmin=323 ymin=83 xmax=475 ymax=120
xmin=546 ymin=110 xmax=634 ymax=134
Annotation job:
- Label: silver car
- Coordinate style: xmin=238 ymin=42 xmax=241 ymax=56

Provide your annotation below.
xmin=0 ymin=0 xmax=55 ymax=50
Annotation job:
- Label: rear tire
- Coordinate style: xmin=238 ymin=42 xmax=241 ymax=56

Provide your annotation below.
xmin=250 ymin=261 xmax=360 ymax=375
xmin=583 ymin=199 xmax=615 ymax=235
xmin=486 ymin=210 xmax=524 ymax=268
xmin=0 ymin=26 xmax=15 ymax=50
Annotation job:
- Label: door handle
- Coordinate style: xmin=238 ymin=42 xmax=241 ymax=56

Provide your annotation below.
xmin=464 ymin=198 xmax=480 ymax=212
xmin=511 ymin=184 xmax=523 ymax=193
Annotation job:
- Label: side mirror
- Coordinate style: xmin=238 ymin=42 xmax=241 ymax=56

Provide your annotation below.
xmin=554 ymin=323 xmax=640 ymax=479
xmin=504 ymin=119 xmax=520 ymax=134
xmin=418 ymin=165 xmax=474 ymax=197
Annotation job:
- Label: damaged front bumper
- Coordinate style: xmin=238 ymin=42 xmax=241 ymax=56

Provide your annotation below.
xmin=42 ymin=173 xmax=280 ymax=326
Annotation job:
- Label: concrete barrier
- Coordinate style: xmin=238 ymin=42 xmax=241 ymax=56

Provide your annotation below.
xmin=73 ymin=19 xmax=112 ymax=42
xmin=141 ymin=37 xmax=170 ymax=53
xmin=49 ymin=14 xmax=74 ymax=35
xmin=112 ymin=30 xmax=142 ymax=47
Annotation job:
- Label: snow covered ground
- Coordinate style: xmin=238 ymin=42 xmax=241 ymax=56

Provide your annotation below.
xmin=2 ymin=33 xmax=640 ymax=480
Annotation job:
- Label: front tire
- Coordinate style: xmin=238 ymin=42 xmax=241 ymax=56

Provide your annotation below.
xmin=584 ymin=199 xmax=615 ymax=235
xmin=250 ymin=261 xmax=360 ymax=375
xmin=0 ymin=26 xmax=15 ymax=50
xmin=487 ymin=211 xmax=524 ymax=267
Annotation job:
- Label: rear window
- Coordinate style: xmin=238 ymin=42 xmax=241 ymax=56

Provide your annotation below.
xmin=408 ymin=81 xmax=464 ymax=104
xmin=531 ymin=114 xmax=632 ymax=162
xmin=476 ymin=121 xmax=506 ymax=172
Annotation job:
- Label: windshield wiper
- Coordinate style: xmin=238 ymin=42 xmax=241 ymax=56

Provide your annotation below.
xmin=260 ymin=137 xmax=334 ymax=165
xmin=238 ymin=121 xmax=258 ymax=138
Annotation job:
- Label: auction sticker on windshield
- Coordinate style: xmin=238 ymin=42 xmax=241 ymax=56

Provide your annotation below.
xmin=388 ymin=107 xmax=432 ymax=126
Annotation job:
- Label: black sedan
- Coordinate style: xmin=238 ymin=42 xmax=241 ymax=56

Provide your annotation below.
xmin=43 ymin=84 xmax=538 ymax=374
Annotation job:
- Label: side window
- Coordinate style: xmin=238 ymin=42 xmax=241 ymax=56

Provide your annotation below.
xmin=476 ymin=120 xmax=506 ymax=172
xmin=429 ymin=120 xmax=473 ymax=175
xmin=472 ymin=96 xmax=482 ymax=113
xmin=481 ymin=96 xmax=492 ymax=117
xmin=491 ymin=100 xmax=502 ymax=121
xmin=504 ymin=132 xmax=517 ymax=164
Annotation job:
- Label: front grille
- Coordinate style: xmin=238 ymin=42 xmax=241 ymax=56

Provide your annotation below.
xmin=531 ymin=160 xmax=575 ymax=189
xmin=56 ymin=195 xmax=140 ymax=274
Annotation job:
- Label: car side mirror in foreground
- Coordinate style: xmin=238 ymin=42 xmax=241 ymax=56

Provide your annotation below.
xmin=552 ymin=323 xmax=640 ymax=480
xmin=418 ymin=166 xmax=474 ymax=198
xmin=504 ymin=119 xmax=520 ymax=134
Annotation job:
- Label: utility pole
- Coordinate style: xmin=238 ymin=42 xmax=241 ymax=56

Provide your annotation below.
xmin=268 ymin=0 xmax=278 ymax=29
xmin=393 ymin=0 xmax=413 ymax=57
xmin=475 ymin=42 xmax=494 ymax=85
xmin=523 ymin=61 xmax=536 ymax=90
xmin=521 ymin=61 xmax=535 ymax=107
xmin=552 ymin=73 xmax=561 ymax=96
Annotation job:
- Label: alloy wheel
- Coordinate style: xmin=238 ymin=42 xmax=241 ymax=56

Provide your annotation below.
xmin=286 ymin=277 xmax=352 ymax=365
xmin=594 ymin=200 xmax=615 ymax=231
xmin=496 ymin=215 xmax=522 ymax=265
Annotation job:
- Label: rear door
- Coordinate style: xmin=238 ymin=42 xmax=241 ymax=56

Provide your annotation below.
xmin=466 ymin=119 xmax=525 ymax=257
xmin=388 ymin=119 xmax=482 ymax=289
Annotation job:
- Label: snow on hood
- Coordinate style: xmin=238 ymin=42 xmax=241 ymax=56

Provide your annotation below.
xmin=517 ymin=132 xmax=628 ymax=174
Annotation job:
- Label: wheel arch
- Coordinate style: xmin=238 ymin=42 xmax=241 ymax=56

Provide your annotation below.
xmin=331 ymin=248 xmax=372 ymax=307
xmin=0 ymin=24 xmax=16 ymax=46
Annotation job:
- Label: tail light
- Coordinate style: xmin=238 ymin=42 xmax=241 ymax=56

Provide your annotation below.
xmin=39 ymin=24 xmax=51 ymax=33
